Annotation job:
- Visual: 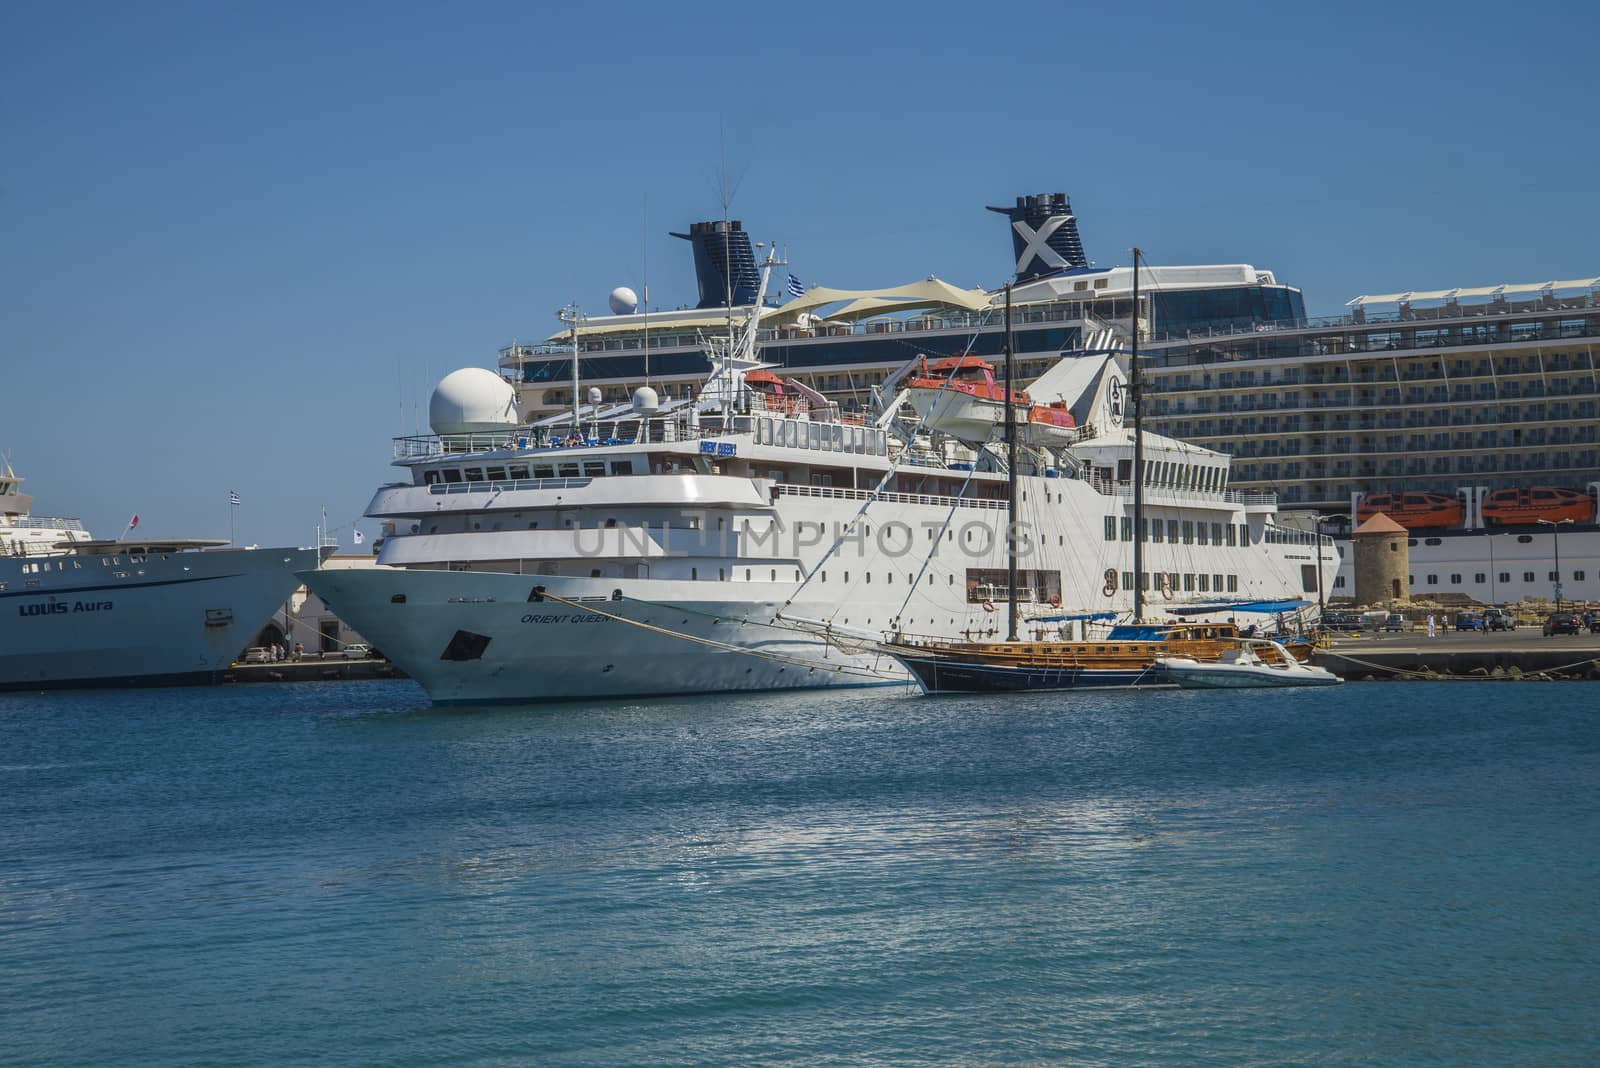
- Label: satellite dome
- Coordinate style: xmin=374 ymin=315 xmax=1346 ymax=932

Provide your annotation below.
xmin=429 ymin=368 xmax=518 ymax=435
xmin=632 ymin=385 xmax=660 ymax=415
xmin=608 ymin=286 xmax=639 ymax=315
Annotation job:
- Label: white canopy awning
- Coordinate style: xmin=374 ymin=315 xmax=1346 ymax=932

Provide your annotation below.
xmin=1348 ymin=277 xmax=1600 ymax=306
xmin=766 ymin=277 xmax=993 ymax=322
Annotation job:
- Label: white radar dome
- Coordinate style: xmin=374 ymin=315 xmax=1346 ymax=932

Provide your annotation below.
xmin=608 ymin=286 xmax=639 ymax=315
xmin=632 ymin=385 xmax=660 ymax=415
xmin=429 ymin=367 xmax=518 ymax=435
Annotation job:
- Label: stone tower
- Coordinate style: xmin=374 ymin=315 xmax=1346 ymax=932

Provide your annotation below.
xmin=1353 ymin=512 xmax=1409 ymax=604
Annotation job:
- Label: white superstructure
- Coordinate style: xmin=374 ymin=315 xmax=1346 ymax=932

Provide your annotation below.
xmin=306 ymin=302 xmax=1336 ymax=704
xmin=1 ymin=463 xmax=326 ymax=690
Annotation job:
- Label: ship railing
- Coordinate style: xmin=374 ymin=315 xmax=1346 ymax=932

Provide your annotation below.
xmin=3 ymin=515 xmax=87 ymax=531
xmin=428 ymin=477 xmax=594 ymax=497
xmin=1091 ymin=483 xmax=1276 ymax=508
xmin=773 ymin=482 xmax=1008 ymax=512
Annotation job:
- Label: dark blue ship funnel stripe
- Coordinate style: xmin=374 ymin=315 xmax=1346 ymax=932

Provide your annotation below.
xmin=669 ymin=219 xmax=761 ymax=309
xmin=986 ymin=192 xmax=1089 ymax=282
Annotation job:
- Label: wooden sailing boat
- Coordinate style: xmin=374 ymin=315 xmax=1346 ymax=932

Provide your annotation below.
xmin=880 ymin=250 xmax=1290 ymax=693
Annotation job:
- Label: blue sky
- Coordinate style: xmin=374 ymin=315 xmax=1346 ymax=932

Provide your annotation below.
xmin=5 ymin=0 xmax=1598 ymax=546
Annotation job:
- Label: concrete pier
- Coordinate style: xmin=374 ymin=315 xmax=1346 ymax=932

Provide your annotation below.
xmin=221 ymin=658 xmax=408 ymax=685
xmin=1312 ymin=628 xmax=1600 ymax=681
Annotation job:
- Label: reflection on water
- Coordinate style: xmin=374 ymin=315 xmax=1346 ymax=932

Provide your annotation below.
xmin=1 ymin=680 xmax=1597 ymax=1066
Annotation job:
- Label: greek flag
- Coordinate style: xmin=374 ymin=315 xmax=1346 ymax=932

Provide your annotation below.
xmin=786 ymin=273 xmax=806 ymax=298
xmin=353 ymin=529 xmax=365 ymax=546
xmin=229 ymin=491 xmax=241 ymax=506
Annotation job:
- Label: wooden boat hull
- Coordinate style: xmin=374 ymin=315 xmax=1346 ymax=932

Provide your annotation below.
xmin=894 ymin=654 xmax=1172 ymax=692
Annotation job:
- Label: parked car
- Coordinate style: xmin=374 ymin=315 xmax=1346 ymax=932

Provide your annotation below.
xmin=1383 ymin=612 xmax=1406 ymax=632
xmin=1542 ymin=612 xmax=1581 ymax=636
xmin=1321 ymin=611 xmax=1361 ymax=630
xmin=1455 ymin=613 xmax=1483 ymax=631
xmin=1482 ymin=608 xmax=1516 ymax=631
xmin=240 ymin=646 xmax=272 ymax=664
xmin=341 ymin=643 xmax=372 ymax=659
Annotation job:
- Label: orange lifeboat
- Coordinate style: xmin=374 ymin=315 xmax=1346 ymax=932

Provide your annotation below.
xmin=905 ymin=355 xmax=1075 ymax=443
xmin=1481 ymin=486 xmax=1595 ymax=526
xmin=1356 ymin=492 xmax=1463 ymax=530
xmin=743 ymin=369 xmax=811 ymax=417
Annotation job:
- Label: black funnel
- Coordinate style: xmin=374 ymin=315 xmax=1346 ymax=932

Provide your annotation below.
xmin=986 ymin=193 xmax=1089 ymax=282
xmin=669 ymin=220 xmax=760 ymax=309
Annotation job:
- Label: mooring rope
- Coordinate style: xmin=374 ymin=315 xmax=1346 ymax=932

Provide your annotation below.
xmin=538 ymin=592 xmax=903 ymax=682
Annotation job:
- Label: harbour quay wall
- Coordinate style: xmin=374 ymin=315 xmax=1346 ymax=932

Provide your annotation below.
xmin=1313 ymin=631 xmax=1600 ymax=680
xmin=222 ymin=658 xmax=408 ymax=685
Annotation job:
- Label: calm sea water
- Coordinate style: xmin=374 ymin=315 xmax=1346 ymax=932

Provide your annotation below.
xmin=2 ymin=679 xmax=1597 ymax=1066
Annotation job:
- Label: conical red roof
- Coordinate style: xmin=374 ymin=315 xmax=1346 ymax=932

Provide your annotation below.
xmin=1354 ymin=512 xmax=1408 ymax=536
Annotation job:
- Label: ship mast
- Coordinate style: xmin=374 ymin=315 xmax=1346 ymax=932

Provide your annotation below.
xmin=1131 ymin=247 xmax=1145 ymax=622
xmin=1004 ymin=283 xmax=1018 ymax=642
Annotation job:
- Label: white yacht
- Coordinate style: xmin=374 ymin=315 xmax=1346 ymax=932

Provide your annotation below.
xmin=304 ymin=261 xmax=1334 ymax=704
xmin=1 ymin=464 xmax=326 ymax=690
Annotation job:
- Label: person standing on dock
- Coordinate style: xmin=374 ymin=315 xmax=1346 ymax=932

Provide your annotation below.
xmin=1426 ymin=614 xmax=1437 ymax=639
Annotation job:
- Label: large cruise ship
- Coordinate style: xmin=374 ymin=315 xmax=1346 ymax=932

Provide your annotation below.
xmin=496 ymin=192 xmax=1599 ymax=609
xmin=303 ymin=255 xmax=1334 ymax=704
xmin=1 ymin=464 xmax=326 ymax=690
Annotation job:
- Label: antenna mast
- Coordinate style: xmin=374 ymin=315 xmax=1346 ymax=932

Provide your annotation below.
xmin=1131 ymin=247 xmax=1144 ymax=622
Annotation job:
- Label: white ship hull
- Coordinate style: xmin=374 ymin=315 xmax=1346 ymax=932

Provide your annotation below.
xmin=303 ymin=568 xmax=905 ymax=703
xmin=0 ymin=546 xmax=322 ymax=690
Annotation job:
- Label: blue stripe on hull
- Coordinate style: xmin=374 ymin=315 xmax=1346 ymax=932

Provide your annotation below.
xmin=899 ymin=656 xmax=1172 ymax=693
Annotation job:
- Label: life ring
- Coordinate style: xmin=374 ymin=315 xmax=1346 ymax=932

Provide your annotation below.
xmin=1102 ymin=568 xmax=1118 ymax=598
xmin=1048 ymin=594 xmax=1061 ymax=607
xmin=1160 ymin=573 xmax=1175 ymax=600
xmin=982 ymin=600 xmax=996 ymax=613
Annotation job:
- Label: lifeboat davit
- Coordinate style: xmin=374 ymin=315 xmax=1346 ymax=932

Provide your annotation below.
xmin=1481 ymin=486 xmax=1595 ymax=526
xmin=1356 ymin=492 xmax=1463 ymax=530
xmin=905 ymin=355 xmax=1075 ymax=444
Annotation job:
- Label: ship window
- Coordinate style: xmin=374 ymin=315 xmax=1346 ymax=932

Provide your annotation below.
xmin=1239 ymin=524 xmax=1249 ymax=545
xmin=533 ymin=465 xmax=554 ymax=479
xmin=423 ymin=470 xmax=441 ymax=485
xmin=486 ymin=466 xmax=507 ymax=481
xmin=609 ymin=461 xmax=631 ymax=476
xmin=1196 ymin=524 xmax=1208 ymax=546
xmin=1214 ymin=574 xmax=1224 ymax=591
xmin=1516 ymin=535 xmax=1532 ymax=544
xmin=1182 ymin=521 xmax=1194 ymax=544
xmin=1104 ymin=516 xmax=1116 ymax=541
xmin=442 ymin=469 xmax=462 ymax=483
xmin=583 ymin=462 xmax=605 ymax=477
xmin=1121 ymin=517 xmax=1133 ymax=542
xmin=1150 ymin=519 xmax=1162 ymax=543
xmin=1228 ymin=575 xmax=1238 ymax=592
xmin=1212 ymin=523 xmax=1223 ymax=544
xmin=771 ymin=569 xmax=777 ymax=582
xmin=1197 ymin=574 xmax=1210 ymax=592
xmin=509 ymin=465 xmax=530 ymax=480
xmin=1168 ymin=520 xmax=1180 ymax=542
xmin=746 ymin=569 xmax=752 ymax=581
xmin=1425 ymin=537 xmax=1442 ymax=546
xmin=464 ymin=468 xmax=484 ymax=482
xmin=1183 ymin=573 xmax=1195 ymax=591
xmin=558 ymin=463 xmax=579 ymax=478
xmin=1122 ymin=571 xmax=1134 ymax=590
xmin=691 ymin=568 xmax=698 ymax=580
xmin=1333 ymin=576 xmax=1345 ymax=589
